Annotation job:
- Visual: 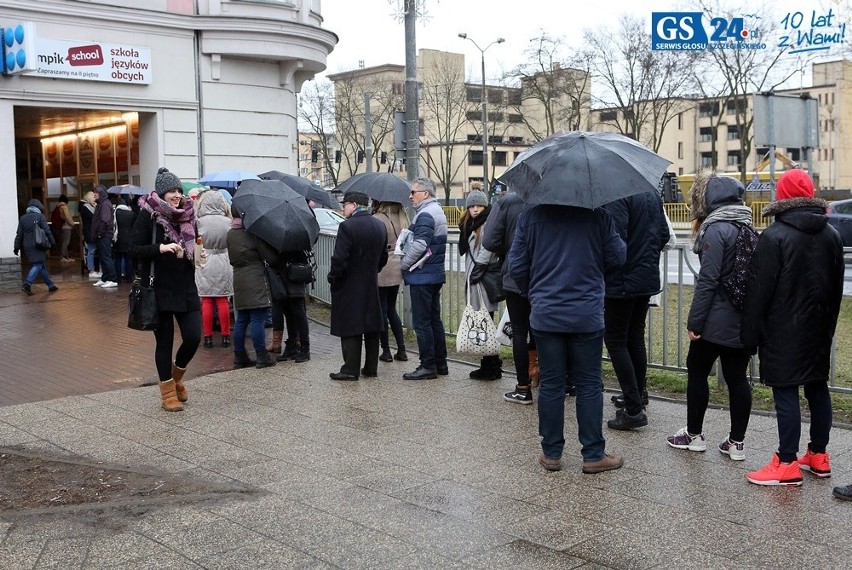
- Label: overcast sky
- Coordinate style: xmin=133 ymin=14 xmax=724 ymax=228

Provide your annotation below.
xmin=318 ymin=0 xmax=842 ymax=86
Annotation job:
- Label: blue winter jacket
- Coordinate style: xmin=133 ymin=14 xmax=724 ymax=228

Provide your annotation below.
xmin=401 ymin=197 xmax=447 ymax=285
xmin=509 ymin=205 xmax=626 ymax=333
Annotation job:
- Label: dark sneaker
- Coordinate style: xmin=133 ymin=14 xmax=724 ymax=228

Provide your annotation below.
xmin=394 ymin=350 xmax=408 ymax=362
xmin=403 ymin=366 xmax=437 ymax=380
xmin=48 ymin=285 xmax=59 ymax=292
xmin=539 ymin=452 xmax=562 ymax=472
xmin=833 ymin=485 xmax=852 ymax=501
xmin=203 ymin=336 xmax=213 ymax=349
xmin=22 ymin=283 xmax=33 ymax=296
xmin=613 ymin=390 xmax=649 ymax=408
xmin=582 ymin=453 xmax=624 ymax=474
xmin=503 ymin=389 xmax=533 ymax=405
xmin=607 ymin=409 xmax=648 ymax=430
xmin=379 ymin=350 xmax=394 ymax=363
xmin=666 ymin=427 xmax=707 ymax=452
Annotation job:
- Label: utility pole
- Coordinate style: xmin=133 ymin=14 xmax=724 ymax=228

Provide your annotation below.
xmin=404 ymin=0 xmax=419 ymax=180
xmin=364 ymin=92 xmax=373 ymax=173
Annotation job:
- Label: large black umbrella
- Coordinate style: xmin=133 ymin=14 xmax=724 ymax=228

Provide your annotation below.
xmin=334 ymin=172 xmax=411 ymax=204
xmin=232 ymin=179 xmax=320 ymax=252
xmin=500 ymin=131 xmax=672 ymax=209
xmin=259 ymin=171 xmax=339 ymax=210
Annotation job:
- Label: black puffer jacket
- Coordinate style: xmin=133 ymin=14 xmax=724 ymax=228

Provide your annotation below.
xmin=741 ymin=198 xmax=844 ymax=387
xmin=481 ymin=192 xmax=526 ymax=294
xmin=603 ymin=191 xmax=670 ymax=298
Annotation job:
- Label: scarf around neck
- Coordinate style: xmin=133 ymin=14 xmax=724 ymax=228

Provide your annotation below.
xmin=141 ymin=192 xmax=197 ymax=260
xmin=458 ymin=207 xmax=490 ymax=257
xmin=692 ymin=204 xmax=753 ymax=254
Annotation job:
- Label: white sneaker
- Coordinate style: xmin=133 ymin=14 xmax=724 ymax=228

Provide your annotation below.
xmin=100 ymin=281 xmax=118 ymax=289
xmin=93 ymin=280 xmax=106 ymax=287
xmin=88 ymin=271 xmax=102 ymax=280
xmin=666 ymin=427 xmax=707 ymax=452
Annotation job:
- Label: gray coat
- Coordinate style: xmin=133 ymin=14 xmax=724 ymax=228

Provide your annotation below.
xmin=227 ymin=227 xmax=278 ymax=311
xmin=194 ymin=192 xmax=234 ymax=297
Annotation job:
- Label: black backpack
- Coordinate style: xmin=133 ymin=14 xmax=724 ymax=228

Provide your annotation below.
xmin=721 ymin=222 xmax=759 ymax=312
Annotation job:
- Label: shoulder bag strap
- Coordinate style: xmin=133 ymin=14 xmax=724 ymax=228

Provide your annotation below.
xmin=149 ymin=217 xmax=157 ymax=285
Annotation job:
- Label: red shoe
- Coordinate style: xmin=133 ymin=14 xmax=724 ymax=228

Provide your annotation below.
xmin=797 ymin=449 xmax=831 ymax=478
xmin=746 ymin=453 xmax=803 ymax=487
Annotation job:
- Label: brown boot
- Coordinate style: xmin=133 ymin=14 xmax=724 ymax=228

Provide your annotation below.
xmin=159 ymin=380 xmax=184 ymax=412
xmin=266 ymin=330 xmax=284 ymax=355
xmin=172 ymin=363 xmax=188 ymax=403
xmin=528 ymin=350 xmax=540 ymax=388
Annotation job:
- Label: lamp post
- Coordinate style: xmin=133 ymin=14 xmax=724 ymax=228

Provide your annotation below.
xmin=458 ymin=33 xmax=504 ymax=189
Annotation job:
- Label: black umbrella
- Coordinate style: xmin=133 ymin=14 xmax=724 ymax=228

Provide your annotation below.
xmin=259 ymin=171 xmax=339 ymax=210
xmin=334 ymin=172 xmax=412 ymax=204
xmin=232 ymin=179 xmax=320 ymax=252
xmin=500 ymin=131 xmax=672 ymax=209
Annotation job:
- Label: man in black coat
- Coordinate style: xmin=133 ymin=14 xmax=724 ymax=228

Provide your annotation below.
xmin=328 ymin=191 xmax=389 ymax=381
xmin=742 ymin=169 xmax=844 ymax=488
xmin=602 ymin=191 xmax=670 ymax=430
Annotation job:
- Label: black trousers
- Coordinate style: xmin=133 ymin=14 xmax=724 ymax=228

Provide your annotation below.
xmin=340 ymin=332 xmax=380 ymax=376
xmin=773 ymin=381 xmax=832 ymax=463
xmin=153 ymin=310 xmax=201 ymax=382
xmin=272 ymin=296 xmax=310 ymax=347
xmin=604 ymin=297 xmax=650 ymax=415
xmin=505 ymin=291 xmax=534 ymax=386
xmin=686 ymin=338 xmax=752 ymax=442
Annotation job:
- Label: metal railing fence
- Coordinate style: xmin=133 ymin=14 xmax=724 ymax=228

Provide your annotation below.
xmin=310 ymin=230 xmax=849 ymax=394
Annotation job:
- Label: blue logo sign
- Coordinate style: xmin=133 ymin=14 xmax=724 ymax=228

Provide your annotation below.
xmin=1 ymin=22 xmax=35 ymax=74
xmin=652 ymin=12 xmax=764 ymax=51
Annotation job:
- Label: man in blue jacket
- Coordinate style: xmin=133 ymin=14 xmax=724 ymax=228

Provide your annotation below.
xmin=400 ymin=178 xmax=448 ymax=380
xmin=509 ymin=204 xmax=626 ymax=473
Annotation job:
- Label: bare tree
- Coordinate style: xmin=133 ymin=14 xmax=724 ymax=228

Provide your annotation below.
xmin=585 ymin=15 xmax=699 ymax=152
xmin=298 ymin=79 xmax=341 ymax=187
xmin=507 ymin=32 xmax=592 ymax=142
xmin=419 ymin=52 xmax=470 ymax=202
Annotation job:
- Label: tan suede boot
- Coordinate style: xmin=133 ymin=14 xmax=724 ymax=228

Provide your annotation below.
xmin=266 ymin=330 xmax=283 ymax=355
xmin=172 ymin=363 xmax=188 ymax=403
xmin=528 ymin=349 xmax=540 ymax=388
xmin=159 ymin=380 xmax=184 ymax=412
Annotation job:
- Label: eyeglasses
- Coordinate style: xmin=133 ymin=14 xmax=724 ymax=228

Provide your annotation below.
xmin=410 ymin=189 xmax=428 ymax=196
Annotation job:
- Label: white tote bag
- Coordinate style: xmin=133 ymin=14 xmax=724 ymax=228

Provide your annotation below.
xmin=455 ymin=285 xmax=500 ymax=356
xmin=496 ymin=307 xmax=513 ymax=346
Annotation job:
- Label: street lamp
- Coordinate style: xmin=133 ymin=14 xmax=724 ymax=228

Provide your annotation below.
xmin=458 ymin=33 xmax=504 ymax=190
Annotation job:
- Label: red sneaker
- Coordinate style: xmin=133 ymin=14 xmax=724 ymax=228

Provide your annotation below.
xmin=746 ymin=453 xmax=803 ymax=487
xmin=797 ymin=449 xmax=831 ymax=478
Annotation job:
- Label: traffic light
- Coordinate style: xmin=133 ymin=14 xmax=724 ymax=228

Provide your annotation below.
xmin=357 ymin=150 xmax=364 ymax=163
xmin=380 ymin=151 xmax=387 ymax=164
xmin=334 ymin=150 xmax=341 ymax=163
xmin=310 ymin=149 xmax=318 ymax=163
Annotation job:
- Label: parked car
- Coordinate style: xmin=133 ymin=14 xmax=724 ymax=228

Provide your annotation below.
xmin=827 ymin=198 xmax=852 ymax=246
xmin=313 ymin=207 xmax=345 ymax=232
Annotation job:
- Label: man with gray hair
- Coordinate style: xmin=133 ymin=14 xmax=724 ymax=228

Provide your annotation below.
xmin=400 ymin=178 xmax=449 ymax=380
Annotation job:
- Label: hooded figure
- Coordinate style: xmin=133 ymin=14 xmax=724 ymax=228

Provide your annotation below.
xmin=14 ymin=199 xmax=58 ymax=294
xmin=90 ymin=185 xmax=119 ymax=286
xmin=741 ymin=168 xmax=844 ymax=487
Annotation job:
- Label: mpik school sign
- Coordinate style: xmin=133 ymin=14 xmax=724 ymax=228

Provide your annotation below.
xmin=2 ymin=22 xmax=152 ymax=84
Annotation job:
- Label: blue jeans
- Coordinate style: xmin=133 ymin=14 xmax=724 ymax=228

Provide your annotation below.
xmin=25 ymin=262 xmax=55 ymax=288
xmin=114 ymin=253 xmax=133 ymax=283
xmin=409 ymin=283 xmax=447 ymax=370
xmin=233 ymin=308 xmax=268 ymax=354
xmin=96 ymin=236 xmax=117 ymax=282
xmin=85 ymin=241 xmax=98 ymax=271
xmin=534 ymin=328 xmax=606 ymax=462
xmin=773 ymin=381 xmax=832 ymax=463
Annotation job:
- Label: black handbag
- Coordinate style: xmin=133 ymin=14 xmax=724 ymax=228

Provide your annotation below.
xmin=480 ymin=260 xmax=506 ymax=304
xmin=264 ymin=261 xmax=287 ymax=303
xmin=128 ymin=223 xmax=159 ymax=331
xmin=285 ymin=250 xmax=316 ymax=284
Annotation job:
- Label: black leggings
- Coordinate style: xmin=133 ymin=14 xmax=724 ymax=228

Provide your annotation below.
xmin=379 ymin=285 xmax=405 ymax=351
xmin=153 ymin=310 xmax=201 ymax=382
xmin=505 ymin=291 xmax=535 ymax=386
xmin=686 ymin=338 xmax=752 ymax=441
xmin=272 ymin=297 xmax=309 ymax=347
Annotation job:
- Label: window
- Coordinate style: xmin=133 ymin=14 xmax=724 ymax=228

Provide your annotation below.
xmin=677 ymin=142 xmax=683 ymax=159
xmin=677 ymin=113 xmax=683 ymax=130
xmin=508 ymin=114 xmax=524 ymax=124
xmin=466 ymin=111 xmax=480 ymax=122
xmin=699 ymin=102 xmax=719 ymax=117
xmin=727 ymin=126 xmax=739 ymax=140
xmin=467 ymin=134 xmax=482 ymax=143
xmin=487 ymin=90 xmax=504 ymax=104
xmin=488 ymin=112 xmax=503 ymax=123
xmin=492 ymin=151 xmax=508 ymax=166
xmin=787 ymin=148 xmax=801 ymax=161
xmin=508 ymin=136 xmax=524 ymax=144
xmin=699 ymin=127 xmax=714 ymax=142
xmin=466 ymin=87 xmax=481 ymax=102
xmin=507 ymin=89 xmax=522 ymax=105
xmin=726 ymin=99 xmax=746 ymax=115
xmin=468 ymin=151 xmax=484 ymax=166
xmin=600 ymin=110 xmax=617 ymax=121
xmin=700 ymin=151 xmax=715 ymax=168
xmin=727 ymin=151 xmax=740 ymax=166
xmin=490 ymin=135 xmax=503 ymax=144
xmin=392 ymin=82 xmax=404 ymax=95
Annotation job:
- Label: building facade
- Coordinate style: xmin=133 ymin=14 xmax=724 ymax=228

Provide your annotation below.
xmin=0 ymin=0 xmax=336 ymax=290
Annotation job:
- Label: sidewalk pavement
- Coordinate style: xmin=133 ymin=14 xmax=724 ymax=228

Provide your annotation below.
xmin=2 ymin=276 xmax=852 ymax=568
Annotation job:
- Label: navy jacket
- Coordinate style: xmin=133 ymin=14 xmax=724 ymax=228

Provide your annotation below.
xmin=509 ymin=205 xmax=625 ymax=333
xmin=400 ymin=197 xmax=447 ymax=285
xmin=603 ymin=192 xmax=670 ymax=298
xmin=481 ymin=191 xmax=526 ymax=294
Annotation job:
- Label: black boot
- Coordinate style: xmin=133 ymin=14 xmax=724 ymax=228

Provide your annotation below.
xmin=221 ymin=334 xmax=231 ymax=348
xmin=255 ymin=348 xmax=276 ymax=369
xmin=203 ymin=336 xmax=213 ymax=349
xmin=394 ymin=347 xmax=408 ymax=362
xmin=294 ymin=343 xmax=310 ymax=363
xmin=379 ymin=349 xmax=394 ymax=363
xmin=233 ymin=350 xmax=255 ymax=369
xmin=277 ymin=340 xmax=300 ymax=362
xmin=470 ymin=355 xmax=501 ymax=381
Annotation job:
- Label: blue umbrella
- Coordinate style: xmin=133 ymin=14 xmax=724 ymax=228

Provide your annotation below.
xmin=199 ymin=170 xmax=260 ymax=190
xmin=107 ymin=184 xmax=147 ymax=196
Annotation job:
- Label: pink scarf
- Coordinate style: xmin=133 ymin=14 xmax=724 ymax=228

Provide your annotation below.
xmin=140 ymin=192 xmax=197 ymax=260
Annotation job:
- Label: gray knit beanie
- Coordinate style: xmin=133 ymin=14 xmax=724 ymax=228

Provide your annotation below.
xmin=465 ymin=190 xmax=488 ymax=208
xmin=155 ymin=167 xmax=182 ymax=197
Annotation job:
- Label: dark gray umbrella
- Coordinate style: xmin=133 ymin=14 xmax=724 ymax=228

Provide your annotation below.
xmin=259 ymin=171 xmax=339 ymax=210
xmin=500 ymin=131 xmax=672 ymax=209
xmin=232 ymin=179 xmax=320 ymax=252
xmin=334 ymin=172 xmax=412 ymax=204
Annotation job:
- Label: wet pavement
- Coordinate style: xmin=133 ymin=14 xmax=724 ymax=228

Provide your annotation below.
xmin=2 ymin=266 xmax=852 ymax=569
